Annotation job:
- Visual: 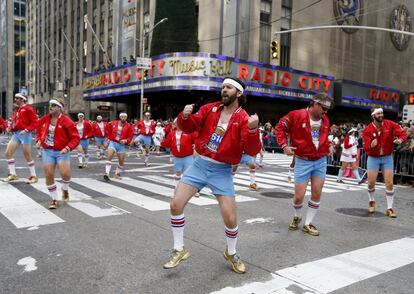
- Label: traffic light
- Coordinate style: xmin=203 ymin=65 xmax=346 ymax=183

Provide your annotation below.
xmin=63 ymin=88 xmax=68 ymax=99
xmin=143 ymin=69 xmax=148 ymax=81
xmin=409 ymin=93 xmax=414 ymax=104
xmin=270 ymin=40 xmax=279 ymax=59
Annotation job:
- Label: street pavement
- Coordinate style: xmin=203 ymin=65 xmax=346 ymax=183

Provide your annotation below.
xmin=1 ymin=138 xmax=414 ymax=294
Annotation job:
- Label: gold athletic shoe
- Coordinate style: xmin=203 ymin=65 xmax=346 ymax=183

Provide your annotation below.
xmin=249 ymin=183 xmax=259 ymax=191
xmin=302 ymin=224 xmax=320 ymax=236
xmin=386 ymin=208 xmax=397 ymax=218
xmin=62 ymin=188 xmax=69 ymax=203
xmin=223 ymin=250 xmax=246 ymax=274
xmin=2 ymin=174 xmax=19 ymax=182
xmin=49 ymin=200 xmax=58 ymax=209
xmin=163 ymin=248 xmax=190 ymax=269
xmin=114 ymin=174 xmax=122 ymax=180
xmin=27 ymin=176 xmax=38 ymax=184
xmin=289 ymin=216 xmax=302 ymax=230
xmin=368 ymin=201 xmax=376 ymax=213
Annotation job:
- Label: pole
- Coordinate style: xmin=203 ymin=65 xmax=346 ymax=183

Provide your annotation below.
xmin=140 ymin=32 xmax=145 ymax=120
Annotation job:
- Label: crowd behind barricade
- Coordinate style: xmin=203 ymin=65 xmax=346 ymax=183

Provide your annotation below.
xmin=259 ymin=118 xmax=414 ymax=186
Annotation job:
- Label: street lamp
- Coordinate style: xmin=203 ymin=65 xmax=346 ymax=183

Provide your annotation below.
xmin=139 ymin=17 xmax=168 ymax=120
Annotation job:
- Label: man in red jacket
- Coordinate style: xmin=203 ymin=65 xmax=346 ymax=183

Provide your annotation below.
xmin=163 ymin=77 xmax=261 ymax=274
xmin=103 ymin=113 xmax=133 ymax=181
xmin=75 ymin=113 xmax=92 ymax=168
xmin=161 ymin=119 xmax=196 ymax=187
xmin=275 ymin=93 xmax=334 ymax=237
xmin=92 ymin=115 xmax=108 ymax=159
xmin=136 ymin=112 xmax=156 ymax=166
xmin=0 ymin=115 xmax=7 ymax=132
xmin=3 ymin=93 xmax=38 ymax=183
xmin=362 ymin=107 xmax=407 ymax=217
xmin=36 ymin=99 xmax=80 ymax=209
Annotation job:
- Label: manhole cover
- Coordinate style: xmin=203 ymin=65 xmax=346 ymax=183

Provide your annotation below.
xmin=261 ymin=191 xmax=292 ymax=199
xmin=335 ymin=208 xmax=385 ymax=218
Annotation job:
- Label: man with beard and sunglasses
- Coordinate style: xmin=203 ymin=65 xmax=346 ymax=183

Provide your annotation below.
xmin=36 ymin=99 xmax=80 ymax=209
xmin=163 ymin=77 xmax=261 ymax=274
xmin=275 ymin=93 xmax=334 ymax=236
xmin=362 ymin=107 xmax=406 ymax=218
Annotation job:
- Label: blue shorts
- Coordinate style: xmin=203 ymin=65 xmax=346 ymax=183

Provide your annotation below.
xmin=79 ymin=139 xmax=89 ymax=149
xmin=11 ymin=131 xmax=32 ymax=145
xmin=367 ymin=155 xmax=393 ymax=171
xmin=181 ymin=156 xmax=234 ymax=196
xmin=239 ymin=154 xmax=255 ymax=165
xmin=108 ymin=141 xmax=126 ymax=153
xmin=294 ymin=156 xmax=327 ymax=183
xmin=138 ymin=135 xmax=152 ymax=146
xmin=174 ymin=155 xmax=194 ymax=173
xmin=95 ymin=137 xmax=106 ymax=145
xmin=42 ymin=148 xmax=71 ymax=164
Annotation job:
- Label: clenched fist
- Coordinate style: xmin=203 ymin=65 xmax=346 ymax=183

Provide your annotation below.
xmin=370 ymin=138 xmax=378 ymax=148
xmin=182 ymin=104 xmax=194 ymax=120
xmin=248 ymin=113 xmax=259 ymax=130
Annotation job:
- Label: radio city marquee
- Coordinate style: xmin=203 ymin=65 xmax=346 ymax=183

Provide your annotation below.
xmin=83 ymin=52 xmax=333 ymax=101
xmin=335 ymin=80 xmax=400 ymax=112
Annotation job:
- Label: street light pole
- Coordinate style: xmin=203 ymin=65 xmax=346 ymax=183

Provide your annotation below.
xmin=139 ymin=17 xmax=168 ymax=120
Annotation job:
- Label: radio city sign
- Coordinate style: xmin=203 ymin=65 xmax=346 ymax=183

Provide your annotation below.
xmin=83 ymin=52 xmax=333 ymax=100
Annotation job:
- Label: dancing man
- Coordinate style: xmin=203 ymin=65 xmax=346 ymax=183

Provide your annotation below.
xmin=163 ymin=77 xmax=261 ymax=274
xmin=275 ymin=93 xmax=334 ymax=236
xmin=362 ymin=107 xmax=406 ymax=217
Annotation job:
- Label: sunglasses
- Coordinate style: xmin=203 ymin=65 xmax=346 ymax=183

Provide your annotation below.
xmin=319 ymin=103 xmax=329 ymax=112
xmin=49 ymin=104 xmax=59 ymax=108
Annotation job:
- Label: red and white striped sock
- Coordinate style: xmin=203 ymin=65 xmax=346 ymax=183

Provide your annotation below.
xmin=27 ymin=160 xmax=36 ymax=177
xmin=225 ymin=226 xmax=239 ymax=255
xmin=386 ymin=189 xmax=395 ymax=209
xmin=47 ymin=184 xmax=58 ymax=200
xmin=305 ymin=200 xmax=320 ymax=225
xmin=171 ymin=214 xmax=185 ymax=251
xmin=7 ymin=159 xmax=16 ymax=175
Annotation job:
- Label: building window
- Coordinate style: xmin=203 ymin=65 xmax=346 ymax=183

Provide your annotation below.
xmin=280 ymin=0 xmax=292 ymax=68
xmin=259 ymin=0 xmax=271 ymax=64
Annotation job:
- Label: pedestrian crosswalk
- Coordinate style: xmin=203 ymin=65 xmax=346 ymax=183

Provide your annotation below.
xmin=0 ymin=163 xmax=392 ymax=230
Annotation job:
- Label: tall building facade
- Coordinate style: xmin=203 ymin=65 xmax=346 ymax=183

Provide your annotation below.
xmin=0 ymin=0 xmax=26 ymax=118
xmin=27 ymin=0 xmax=413 ymax=122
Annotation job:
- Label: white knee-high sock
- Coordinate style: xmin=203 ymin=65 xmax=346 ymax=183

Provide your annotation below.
xmin=367 ymin=187 xmax=375 ymax=201
xmin=171 ymin=214 xmax=185 ymax=251
xmin=78 ymin=153 xmax=83 ymax=164
xmin=353 ymin=168 xmax=361 ymax=181
xmin=249 ymin=169 xmax=256 ymax=184
xmin=293 ymin=202 xmax=303 ymax=217
xmin=27 ymin=160 xmax=36 ymax=177
xmin=305 ymin=200 xmax=320 ymax=225
xmin=7 ymin=159 xmax=16 ymax=175
xmin=105 ymin=161 xmax=112 ymax=175
xmin=61 ymin=179 xmax=70 ymax=191
xmin=225 ymin=226 xmax=239 ymax=255
xmin=386 ymin=189 xmax=395 ymax=209
xmin=47 ymin=184 xmax=58 ymax=200
xmin=337 ymin=169 xmax=343 ymax=180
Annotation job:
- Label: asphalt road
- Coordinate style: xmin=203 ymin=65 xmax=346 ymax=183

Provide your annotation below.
xmin=0 ymin=140 xmax=413 ymax=294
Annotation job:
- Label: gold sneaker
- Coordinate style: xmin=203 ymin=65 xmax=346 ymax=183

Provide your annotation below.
xmin=27 ymin=176 xmax=38 ymax=184
xmin=303 ymin=224 xmax=320 ymax=236
xmin=163 ymin=248 xmax=190 ymax=269
xmin=114 ymin=173 xmax=122 ymax=180
xmin=386 ymin=208 xmax=397 ymax=218
xmin=2 ymin=174 xmax=19 ymax=182
xmin=223 ymin=250 xmax=246 ymax=274
xmin=249 ymin=183 xmax=259 ymax=191
xmin=144 ymin=160 xmax=151 ymax=167
xmin=62 ymin=188 xmax=69 ymax=203
xmin=368 ymin=201 xmax=376 ymax=213
xmin=49 ymin=200 xmax=58 ymax=209
xmin=289 ymin=216 xmax=302 ymax=231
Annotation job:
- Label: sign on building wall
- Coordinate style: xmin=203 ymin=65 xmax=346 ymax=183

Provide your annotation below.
xmin=334 ymin=80 xmax=400 ymax=112
xmin=83 ymin=52 xmax=334 ymax=102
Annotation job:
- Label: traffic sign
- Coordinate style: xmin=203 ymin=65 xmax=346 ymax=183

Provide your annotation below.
xmin=136 ymin=57 xmax=152 ymax=69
